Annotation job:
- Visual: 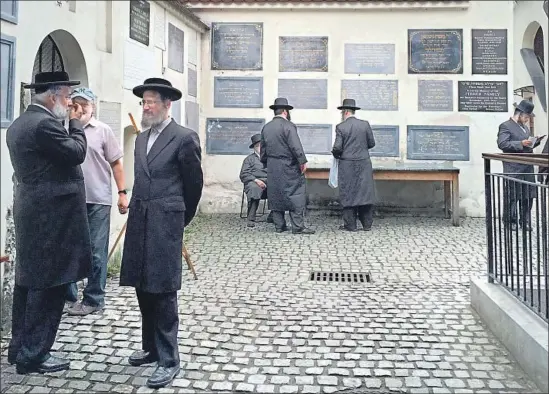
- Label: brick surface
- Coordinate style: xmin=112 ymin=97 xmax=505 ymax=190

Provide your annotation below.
xmin=0 ymin=215 xmax=542 ymax=393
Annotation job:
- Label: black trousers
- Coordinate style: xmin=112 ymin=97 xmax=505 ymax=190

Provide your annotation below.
xmin=8 ymin=284 xmax=66 ymax=365
xmin=271 ymin=210 xmax=305 ymax=231
xmin=504 ymin=186 xmax=533 ymax=226
xmin=342 ymin=205 xmax=374 ymax=230
xmin=136 ymin=290 xmax=179 ymax=367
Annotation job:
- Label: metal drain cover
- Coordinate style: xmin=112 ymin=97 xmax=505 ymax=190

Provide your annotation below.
xmin=309 ymin=271 xmax=372 ymax=283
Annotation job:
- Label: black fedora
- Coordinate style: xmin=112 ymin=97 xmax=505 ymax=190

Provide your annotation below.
xmin=337 ymin=98 xmax=361 ymax=111
xmin=133 ymin=77 xmax=182 ymax=101
xmin=249 ymin=134 xmax=261 ymax=149
xmin=514 ymin=99 xmax=535 ymax=117
xmin=269 ymin=97 xmax=293 ymax=110
xmin=23 ymin=71 xmax=80 ymax=90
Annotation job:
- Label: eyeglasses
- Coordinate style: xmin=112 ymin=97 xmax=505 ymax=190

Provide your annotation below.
xmin=139 ymin=100 xmax=162 ymax=107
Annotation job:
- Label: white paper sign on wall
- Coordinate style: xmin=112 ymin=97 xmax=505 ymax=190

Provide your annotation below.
xmin=98 ymin=101 xmax=122 ymax=141
xmin=123 ymin=40 xmax=155 ymax=90
xmin=154 ymin=7 xmax=166 ymax=50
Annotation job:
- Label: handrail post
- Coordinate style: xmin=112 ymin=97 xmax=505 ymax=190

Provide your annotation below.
xmin=484 ymin=157 xmax=494 ymax=283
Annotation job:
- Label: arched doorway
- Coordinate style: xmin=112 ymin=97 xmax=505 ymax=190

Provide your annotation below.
xmin=30 ymin=30 xmax=88 ymax=89
xmin=534 ymin=27 xmax=544 ymax=72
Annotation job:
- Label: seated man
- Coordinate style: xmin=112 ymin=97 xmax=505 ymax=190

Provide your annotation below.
xmin=240 ymin=134 xmax=273 ymax=227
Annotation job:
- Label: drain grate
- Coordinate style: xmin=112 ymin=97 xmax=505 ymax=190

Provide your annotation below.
xmin=309 ymin=271 xmax=372 ymax=283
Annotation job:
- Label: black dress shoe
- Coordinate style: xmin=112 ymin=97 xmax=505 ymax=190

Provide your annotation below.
xmin=247 ymin=221 xmax=255 ymax=228
xmin=362 ymin=227 xmax=372 ymax=232
xmin=339 ymin=225 xmax=357 ymax=232
xmin=16 ymin=356 xmax=70 ymax=374
xmin=293 ymin=228 xmax=316 ymax=235
xmin=266 ymin=215 xmax=274 ymax=224
xmin=275 ymin=226 xmax=288 ymax=233
xmin=147 ymin=365 xmax=180 ymax=388
xmin=128 ymin=350 xmax=158 ymax=366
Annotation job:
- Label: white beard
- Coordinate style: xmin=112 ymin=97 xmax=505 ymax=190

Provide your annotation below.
xmin=52 ymin=100 xmax=69 ymax=120
xmin=141 ymin=109 xmax=168 ymax=129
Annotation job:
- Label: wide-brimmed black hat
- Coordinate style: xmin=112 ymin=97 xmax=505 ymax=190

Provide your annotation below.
xmin=23 ymin=71 xmax=80 ymax=90
xmin=133 ymin=77 xmax=182 ymax=101
xmin=337 ymin=98 xmax=361 ymax=111
xmin=269 ymin=97 xmax=293 ymax=110
xmin=514 ymin=99 xmax=535 ymax=117
xmin=249 ymin=134 xmax=261 ymax=148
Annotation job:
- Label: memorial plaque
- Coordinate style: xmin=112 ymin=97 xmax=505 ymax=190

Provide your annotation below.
xmin=344 ymin=43 xmax=395 ymax=74
xmin=185 ymin=101 xmax=199 ymax=132
xmin=214 ymin=77 xmax=263 ymax=108
xmin=407 ymin=125 xmax=469 ymax=161
xmin=168 ymin=23 xmax=184 ymax=73
xmin=341 ymin=80 xmax=398 ymax=111
xmin=206 ymin=118 xmax=265 ymax=155
xmin=458 ymin=81 xmax=508 ymax=112
xmin=472 ymin=29 xmax=507 ymax=75
xmin=418 ymin=80 xmax=453 ymax=111
xmin=129 ymin=0 xmax=150 ymax=46
xmin=279 ymin=36 xmax=328 ymax=72
xmin=278 ymin=79 xmax=327 ymax=109
xmin=296 ymin=124 xmax=332 ymax=155
xmin=408 ymin=29 xmax=463 ymax=74
xmin=370 ymin=126 xmax=399 ymax=157
xmin=188 ymin=68 xmax=197 ymax=98
xmin=211 ymin=22 xmax=263 ymax=70
xmin=98 ymin=102 xmax=122 ymax=141
xmin=171 ymin=100 xmax=181 ymax=124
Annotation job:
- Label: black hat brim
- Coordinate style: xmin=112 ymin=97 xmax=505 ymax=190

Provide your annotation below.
xmin=249 ymin=141 xmax=261 ymax=149
xmin=133 ymin=84 xmax=182 ymax=101
xmin=24 ymin=80 xmax=81 ymax=89
xmin=269 ymin=104 xmax=293 ymax=110
xmin=513 ymin=102 xmax=535 ymax=117
xmin=337 ymin=105 xmax=361 ymax=111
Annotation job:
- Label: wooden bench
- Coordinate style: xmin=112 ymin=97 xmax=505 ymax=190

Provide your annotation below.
xmin=305 ymin=162 xmax=461 ymax=226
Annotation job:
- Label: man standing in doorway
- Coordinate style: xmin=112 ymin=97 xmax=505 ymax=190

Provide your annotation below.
xmin=332 ymin=99 xmax=376 ymax=232
xmin=65 ymin=87 xmax=129 ymax=316
xmin=260 ymin=98 xmax=314 ymax=234
xmin=120 ymin=78 xmax=203 ymax=388
xmin=497 ymin=100 xmax=542 ymax=231
xmin=6 ymin=71 xmax=92 ymax=374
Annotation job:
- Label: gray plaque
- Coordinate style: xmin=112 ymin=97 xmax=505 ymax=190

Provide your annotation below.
xmin=214 ymin=77 xmax=263 ymax=108
xmin=418 ymin=80 xmax=453 ymax=111
xmin=408 ymin=29 xmax=463 ymax=74
xmin=472 ymin=29 xmax=507 ymax=75
xmin=206 ymin=118 xmax=265 ymax=155
xmin=458 ymin=81 xmax=507 ymax=112
xmin=344 ymin=43 xmax=395 ymax=74
xmin=296 ymin=124 xmax=332 ymax=155
xmin=171 ymin=99 xmax=181 ymax=124
xmin=185 ymin=101 xmax=199 ymax=132
xmin=407 ymin=125 xmax=469 ymax=161
xmin=168 ymin=23 xmax=184 ymax=73
xmin=370 ymin=126 xmax=399 ymax=157
xmin=279 ymin=36 xmax=328 ymax=72
xmin=211 ymin=22 xmax=263 ymax=70
xmin=278 ymin=79 xmax=327 ymax=109
xmin=188 ymin=68 xmax=197 ymax=97
xmin=341 ymin=80 xmax=398 ymax=111
xmin=129 ymin=0 xmax=150 ymax=46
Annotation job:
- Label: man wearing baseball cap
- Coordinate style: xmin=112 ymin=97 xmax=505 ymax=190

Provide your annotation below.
xmin=65 ymin=87 xmax=129 ymax=316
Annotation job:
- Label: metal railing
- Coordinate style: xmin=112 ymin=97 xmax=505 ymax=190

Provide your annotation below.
xmin=483 ymin=153 xmax=549 ymax=322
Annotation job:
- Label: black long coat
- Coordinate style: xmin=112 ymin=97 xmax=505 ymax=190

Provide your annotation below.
xmin=120 ymin=120 xmax=203 ymax=293
xmin=6 ymin=105 xmax=92 ymax=289
xmin=260 ymin=117 xmax=308 ymax=212
xmin=497 ymin=119 xmax=537 ymax=198
xmin=240 ymin=153 xmax=267 ymax=200
xmin=332 ymin=116 xmax=376 ymax=207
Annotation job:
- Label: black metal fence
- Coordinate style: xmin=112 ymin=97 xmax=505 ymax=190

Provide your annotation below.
xmin=483 ymin=153 xmax=549 ymax=322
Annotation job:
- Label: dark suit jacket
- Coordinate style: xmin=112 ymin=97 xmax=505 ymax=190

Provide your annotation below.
xmin=332 ymin=116 xmax=376 ymax=160
xmin=6 ymin=105 xmax=92 ymax=288
xmin=120 ymin=119 xmax=203 ymax=293
xmin=497 ymin=119 xmax=535 ymax=174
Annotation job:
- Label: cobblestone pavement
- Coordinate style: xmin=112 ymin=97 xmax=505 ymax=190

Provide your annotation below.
xmin=1 ymin=214 xmax=542 ymax=393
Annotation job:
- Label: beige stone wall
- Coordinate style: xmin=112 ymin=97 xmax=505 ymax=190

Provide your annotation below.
xmin=193 ymin=1 xmax=516 ymax=217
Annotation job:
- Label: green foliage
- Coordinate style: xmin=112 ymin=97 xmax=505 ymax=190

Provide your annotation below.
xmin=107 ymin=245 xmax=122 ymax=278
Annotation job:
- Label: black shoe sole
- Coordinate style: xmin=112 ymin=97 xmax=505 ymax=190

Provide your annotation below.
xmin=146 ymin=367 xmax=180 ymax=388
xmin=16 ymin=363 xmax=70 ymax=374
xmin=129 ymin=357 xmax=159 ymax=367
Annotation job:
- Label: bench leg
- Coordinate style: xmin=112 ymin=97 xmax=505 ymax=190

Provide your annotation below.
xmin=444 ymin=181 xmax=451 ymax=219
xmin=452 ymin=174 xmax=460 ymax=226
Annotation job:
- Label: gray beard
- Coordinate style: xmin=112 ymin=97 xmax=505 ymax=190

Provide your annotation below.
xmin=141 ymin=112 xmax=166 ymax=129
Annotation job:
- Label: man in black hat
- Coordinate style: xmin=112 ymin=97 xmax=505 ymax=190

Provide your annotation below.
xmin=332 ymin=99 xmax=377 ymax=231
xmin=240 ymin=134 xmax=273 ymax=227
xmin=260 ymin=98 xmax=314 ymax=234
xmin=497 ymin=99 xmax=545 ymax=230
xmin=6 ymin=71 xmax=92 ymax=374
xmin=119 ymin=77 xmax=203 ymax=388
